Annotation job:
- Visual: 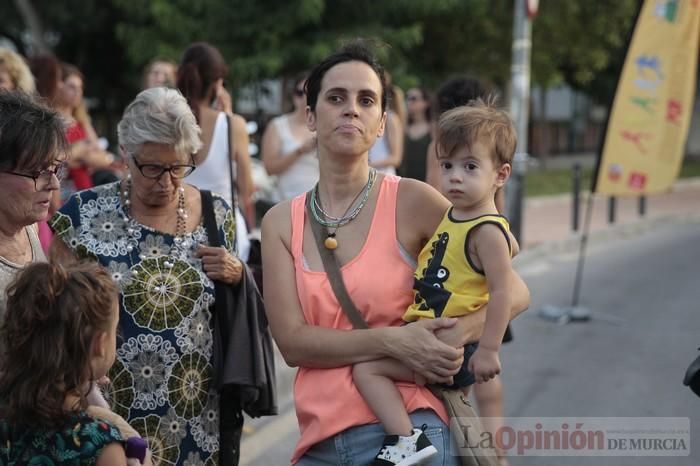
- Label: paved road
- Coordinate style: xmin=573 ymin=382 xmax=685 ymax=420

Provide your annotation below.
xmin=506 ymin=217 xmax=700 ymax=465
xmin=241 ymin=218 xmax=700 ymax=465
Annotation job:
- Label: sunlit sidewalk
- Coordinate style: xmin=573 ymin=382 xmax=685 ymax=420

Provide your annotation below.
xmin=522 ymin=178 xmax=700 ymax=249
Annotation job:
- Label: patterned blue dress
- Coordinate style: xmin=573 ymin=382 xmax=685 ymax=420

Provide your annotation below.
xmin=50 ymin=182 xmax=236 ymax=466
xmin=0 ymin=412 xmax=123 ymax=465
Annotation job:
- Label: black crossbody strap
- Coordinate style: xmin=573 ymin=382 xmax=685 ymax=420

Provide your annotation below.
xmin=201 ymin=190 xmax=221 ymax=248
xmin=225 ymin=114 xmax=239 ymax=254
xmin=305 ymin=191 xmax=368 ymax=330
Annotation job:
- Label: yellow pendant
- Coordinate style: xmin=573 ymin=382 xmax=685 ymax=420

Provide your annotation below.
xmin=324 ymin=235 xmax=338 ymax=250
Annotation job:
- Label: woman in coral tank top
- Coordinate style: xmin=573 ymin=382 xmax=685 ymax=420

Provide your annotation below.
xmin=261 ymin=41 xmax=530 ymax=466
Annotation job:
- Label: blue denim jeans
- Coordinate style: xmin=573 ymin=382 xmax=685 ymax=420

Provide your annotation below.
xmin=296 ymin=409 xmax=461 ymax=466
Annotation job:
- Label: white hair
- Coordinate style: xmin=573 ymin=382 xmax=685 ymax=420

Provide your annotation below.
xmin=117 ymin=87 xmax=202 ymax=157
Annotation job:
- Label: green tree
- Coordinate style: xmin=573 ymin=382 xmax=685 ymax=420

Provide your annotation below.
xmin=1 ymin=0 xmax=639 ymax=120
xmin=405 ymin=0 xmax=638 ymax=96
xmin=532 ymin=0 xmax=638 ymax=93
xmin=110 ymin=0 xmax=455 ymax=85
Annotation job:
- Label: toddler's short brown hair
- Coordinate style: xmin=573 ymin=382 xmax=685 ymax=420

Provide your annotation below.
xmin=436 ymin=98 xmax=517 ymax=166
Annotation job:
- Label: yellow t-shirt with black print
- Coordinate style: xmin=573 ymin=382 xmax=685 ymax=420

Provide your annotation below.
xmin=403 ymin=209 xmax=511 ymax=321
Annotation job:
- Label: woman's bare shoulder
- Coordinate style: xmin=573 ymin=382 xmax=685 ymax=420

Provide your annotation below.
xmin=230 ymin=112 xmax=247 ymax=128
xmin=397 ymin=177 xmax=449 ymax=212
xmin=396 ymin=178 xmax=449 ymax=244
xmin=262 ymin=199 xmax=294 ymax=235
xmin=198 ymin=106 xmax=220 ymax=126
xmin=261 ymin=198 xmax=298 ymax=256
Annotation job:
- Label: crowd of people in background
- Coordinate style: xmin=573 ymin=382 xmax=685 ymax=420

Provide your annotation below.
xmin=0 ymin=40 xmax=524 ymax=466
xmin=0 ymin=43 xmax=503 ymax=221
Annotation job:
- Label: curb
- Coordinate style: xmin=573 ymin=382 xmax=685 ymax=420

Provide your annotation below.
xmin=515 ymin=211 xmax=700 ymax=268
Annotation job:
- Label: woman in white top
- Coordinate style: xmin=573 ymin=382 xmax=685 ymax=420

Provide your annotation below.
xmin=368 ymin=85 xmax=404 ymax=174
xmin=261 ymin=73 xmax=318 ymax=201
xmin=177 ymin=42 xmax=254 ymax=260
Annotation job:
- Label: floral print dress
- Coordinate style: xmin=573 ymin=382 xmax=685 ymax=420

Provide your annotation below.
xmin=0 ymin=412 xmax=123 ymax=465
xmin=50 ymin=182 xmax=237 ymax=466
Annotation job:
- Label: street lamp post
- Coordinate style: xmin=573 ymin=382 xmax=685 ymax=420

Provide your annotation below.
xmin=506 ymin=0 xmax=534 ymax=243
xmin=512 ymin=0 xmax=589 ymax=324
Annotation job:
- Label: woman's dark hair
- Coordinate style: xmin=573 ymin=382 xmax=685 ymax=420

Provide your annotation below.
xmin=436 ymin=76 xmax=489 ymax=115
xmin=60 ymin=63 xmax=84 ymax=83
xmin=0 ymin=91 xmax=67 ymax=172
xmin=305 ymin=40 xmax=388 ymax=113
xmin=288 ymin=71 xmax=309 ymax=110
xmin=292 ymin=71 xmax=309 ymax=93
xmin=177 ymin=42 xmax=228 ymax=122
xmin=0 ymin=261 xmax=118 ymax=427
xmin=407 ymin=87 xmax=432 ymax=125
xmin=28 ymin=54 xmax=62 ymax=103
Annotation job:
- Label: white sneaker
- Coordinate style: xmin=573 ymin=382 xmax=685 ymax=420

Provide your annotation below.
xmin=372 ymin=427 xmax=439 ymax=466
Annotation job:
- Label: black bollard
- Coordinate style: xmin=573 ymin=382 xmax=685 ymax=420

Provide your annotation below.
xmin=639 ymin=196 xmax=646 ymax=216
xmin=572 ymin=163 xmax=581 ymax=231
xmin=608 ymin=196 xmax=617 ymax=224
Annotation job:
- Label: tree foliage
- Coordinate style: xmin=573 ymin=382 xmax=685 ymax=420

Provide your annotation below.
xmin=1 ymin=0 xmax=639 ymax=114
xmin=531 ymin=0 xmax=639 ymax=94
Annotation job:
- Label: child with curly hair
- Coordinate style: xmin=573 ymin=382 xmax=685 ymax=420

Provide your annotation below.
xmin=0 ymin=261 xmax=150 ymax=465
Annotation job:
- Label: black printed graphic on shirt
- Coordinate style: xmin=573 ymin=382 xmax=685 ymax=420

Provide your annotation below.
xmin=413 ymin=232 xmax=452 ymax=317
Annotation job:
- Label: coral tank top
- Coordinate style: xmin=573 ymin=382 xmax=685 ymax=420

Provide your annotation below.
xmin=289 ymin=174 xmax=448 ymax=463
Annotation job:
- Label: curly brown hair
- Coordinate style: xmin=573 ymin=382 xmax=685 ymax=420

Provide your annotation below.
xmin=0 ymin=261 xmax=117 ymax=427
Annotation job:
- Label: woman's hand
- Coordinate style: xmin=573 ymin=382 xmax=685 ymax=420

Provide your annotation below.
xmin=196 ymin=246 xmax=243 ymax=285
xmin=434 ymin=311 xmax=487 ymax=348
xmin=212 ymin=86 xmax=233 ymax=114
xmin=386 ymin=318 xmax=464 ymax=385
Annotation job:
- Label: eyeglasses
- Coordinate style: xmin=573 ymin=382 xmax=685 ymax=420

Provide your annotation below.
xmin=294 ymin=88 xmax=305 ymax=97
xmin=132 ymin=155 xmax=196 ymax=179
xmin=5 ymin=162 xmax=68 ymax=190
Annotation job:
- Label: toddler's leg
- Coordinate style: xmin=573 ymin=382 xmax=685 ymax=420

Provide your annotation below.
xmin=352 ymin=358 xmax=415 ymax=435
xmin=474 ymin=376 xmax=508 ymax=466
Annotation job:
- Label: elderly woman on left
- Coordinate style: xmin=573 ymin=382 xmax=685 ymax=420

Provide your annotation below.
xmin=50 ymin=87 xmax=244 ymax=465
xmin=0 ymin=91 xmax=66 ymax=321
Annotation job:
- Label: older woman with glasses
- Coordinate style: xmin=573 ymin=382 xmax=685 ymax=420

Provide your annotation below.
xmin=0 ymin=91 xmax=66 ymax=323
xmin=50 ymin=87 xmax=244 ymax=465
xmin=261 ymin=72 xmax=318 ymax=201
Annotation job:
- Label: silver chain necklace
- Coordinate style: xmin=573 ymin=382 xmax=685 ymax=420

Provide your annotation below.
xmin=309 ymin=168 xmax=377 ymax=249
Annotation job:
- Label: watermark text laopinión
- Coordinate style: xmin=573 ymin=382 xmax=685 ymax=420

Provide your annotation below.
xmin=451 ymin=417 xmax=690 ymax=457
